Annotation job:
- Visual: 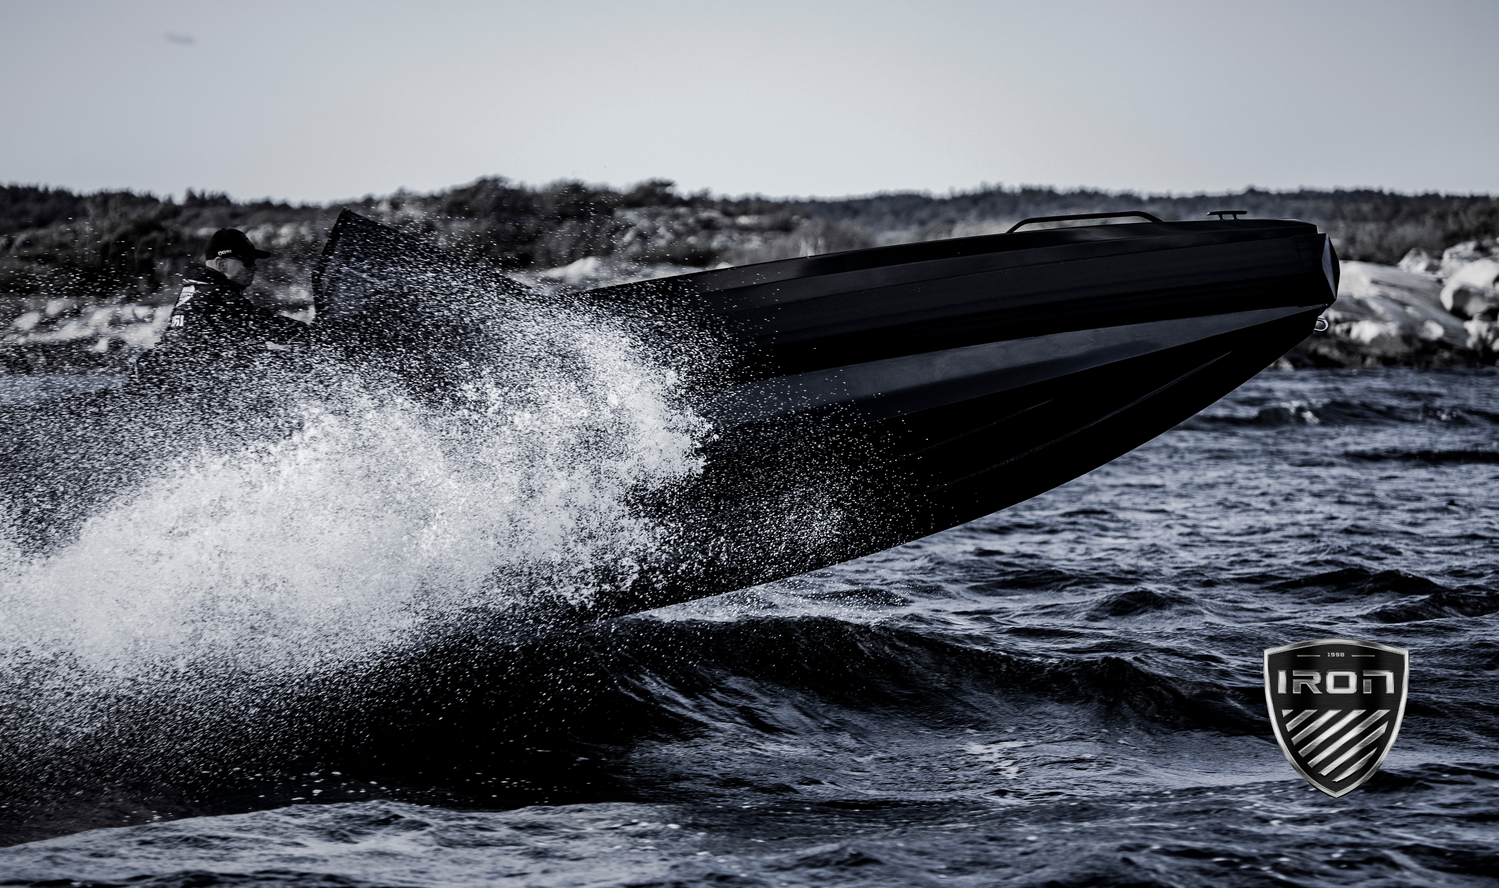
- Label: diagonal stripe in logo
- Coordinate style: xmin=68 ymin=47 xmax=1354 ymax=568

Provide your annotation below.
xmin=1283 ymin=709 xmax=1318 ymax=731
xmin=1292 ymin=710 xmax=1339 ymax=744
xmin=1319 ymin=722 xmax=1389 ymax=776
xmin=1298 ymin=710 xmax=1365 ymax=756
xmin=1306 ymin=710 xmax=1388 ymax=766
xmin=1332 ymin=748 xmax=1380 ymax=783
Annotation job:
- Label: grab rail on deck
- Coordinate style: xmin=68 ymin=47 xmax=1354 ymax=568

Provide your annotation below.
xmin=1006 ymin=211 xmax=1165 ymax=233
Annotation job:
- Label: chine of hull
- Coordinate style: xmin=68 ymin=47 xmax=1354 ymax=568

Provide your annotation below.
xmin=708 ymin=304 xmax=1319 ymax=429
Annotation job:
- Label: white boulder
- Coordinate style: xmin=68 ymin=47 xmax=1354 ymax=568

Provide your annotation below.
xmin=9 ymin=311 xmax=43 ymax=333
xmin=538 ymin=255 xmax=608 ymax=286
xmin=1440 ymin=258 xmax=1499 ymax=319
xmin=1339 ymin=319 xmax=1409 ymax=354
xmin=1397 ymin=247 xmax=1442 ymax=276
xmin=1465 ymin=318 xmax=1499 ymax=352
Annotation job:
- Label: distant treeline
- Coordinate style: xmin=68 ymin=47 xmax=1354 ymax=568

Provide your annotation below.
xmin=3 ymin=179 xmax=1497 ymax=307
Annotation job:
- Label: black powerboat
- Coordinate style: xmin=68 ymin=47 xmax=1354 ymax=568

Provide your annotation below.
xmin=312 ymin=209 xmax=1338 ymax=618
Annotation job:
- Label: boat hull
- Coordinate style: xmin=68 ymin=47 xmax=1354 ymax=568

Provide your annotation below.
xmin=577 ymin=219 xmax=1337 ymax=616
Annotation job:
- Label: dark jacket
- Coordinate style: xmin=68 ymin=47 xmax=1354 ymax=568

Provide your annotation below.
xmin=137 ymin=266 xmax=306 ymax=379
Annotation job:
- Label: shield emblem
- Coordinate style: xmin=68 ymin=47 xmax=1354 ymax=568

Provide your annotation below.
xmin=1264 ymin=638 xmax=1409 ymax=797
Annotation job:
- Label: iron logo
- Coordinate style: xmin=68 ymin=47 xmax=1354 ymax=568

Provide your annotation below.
xmin=1264 ymin=638 xmax=1409 ymax=797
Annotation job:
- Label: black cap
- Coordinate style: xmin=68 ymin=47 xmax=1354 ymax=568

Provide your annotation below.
xmin=205 ymin=229 xmax=272 ymax=262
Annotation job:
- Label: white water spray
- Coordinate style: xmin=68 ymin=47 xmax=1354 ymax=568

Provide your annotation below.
xmin=0 ymin=300 xmax=708 ymax=772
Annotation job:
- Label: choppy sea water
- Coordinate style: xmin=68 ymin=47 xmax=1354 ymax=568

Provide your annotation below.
xmin=1 ymin=367 xmax=1497 ymax=887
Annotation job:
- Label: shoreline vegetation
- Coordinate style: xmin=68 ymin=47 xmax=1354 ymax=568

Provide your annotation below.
xmin=2 ymin=179 xmax=1497 ymax=373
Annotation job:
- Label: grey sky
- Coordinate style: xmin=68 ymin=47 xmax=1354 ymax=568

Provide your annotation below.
xmin=2 ymin=0 xmax=1495 ymax=202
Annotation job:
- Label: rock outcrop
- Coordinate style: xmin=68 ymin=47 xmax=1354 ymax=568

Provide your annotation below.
xmin=1289 ymin=239 xmax=1499 ymax=367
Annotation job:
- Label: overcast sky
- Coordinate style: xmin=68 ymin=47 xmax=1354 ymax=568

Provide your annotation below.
xmin=3 ymin=0 xmax=1496 ymax=203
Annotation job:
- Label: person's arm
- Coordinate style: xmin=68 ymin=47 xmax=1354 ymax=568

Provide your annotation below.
xmin=245 ymin=303 xmax=310 ymax=345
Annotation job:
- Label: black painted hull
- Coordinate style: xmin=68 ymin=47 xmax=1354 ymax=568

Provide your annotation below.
xmin=578 ymin=219 xmax=1337 ymax=615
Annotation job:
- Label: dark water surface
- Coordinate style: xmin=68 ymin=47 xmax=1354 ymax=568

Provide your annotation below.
xmin=2 ymin=368 xmax=1497 ymax=886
